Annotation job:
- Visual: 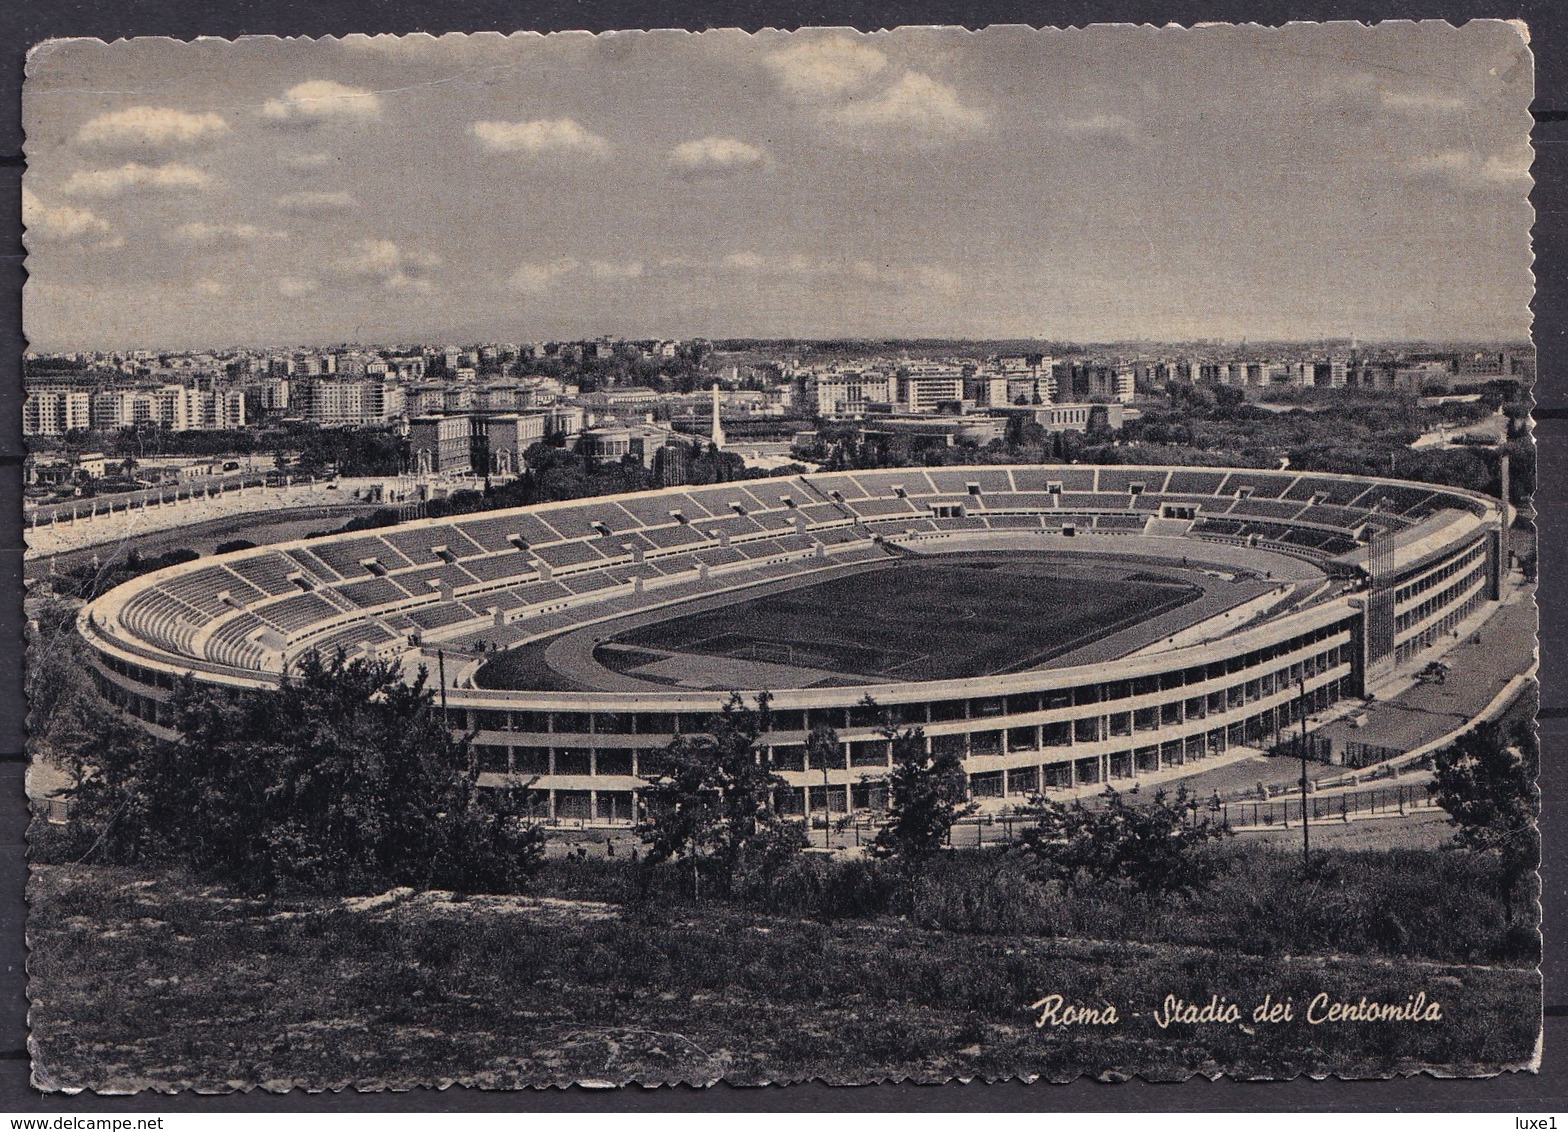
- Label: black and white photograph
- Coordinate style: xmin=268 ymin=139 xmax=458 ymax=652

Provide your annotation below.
xmin=19 ymin=22 xmax=1540 ymax=1091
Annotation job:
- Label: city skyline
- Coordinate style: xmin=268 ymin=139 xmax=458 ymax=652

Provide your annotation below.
xmin=23 ymin=24 xmax=1535 ymax=351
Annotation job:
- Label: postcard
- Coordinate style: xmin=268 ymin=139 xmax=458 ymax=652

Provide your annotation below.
xmin=21 ymin=23 xmax=1538 ymax=1091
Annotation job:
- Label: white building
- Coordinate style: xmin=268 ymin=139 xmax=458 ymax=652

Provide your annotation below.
xmin=22 ymin=389 xmax=91 ymax=436
xmin=807 ymin=371 xmax=892 ymax=416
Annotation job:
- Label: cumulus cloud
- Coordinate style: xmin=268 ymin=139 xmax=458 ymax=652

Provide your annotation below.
xmin=761 ymin=37 xmax=986 ymax=145
xmin=275 ymin=190 xmax=358 ymax=214
xmin=58 ymin=161 xmax=212 ymax=198
xmin=21 ymin=188 xmax=116 ymax=246
xmin=507 ymin=256 xmax=643 ymax=293
xmin=262 ymin=80 xmax=383 ymax=125
xmin=281 ymin=151 xmax=334 ymax=171
xmin=75 ymin=106 xmax=230 ymax=151
xmin=831 ymin=72 xmax=988 ymax=136
xmin=509 ymin=257 xmax=579 ymax=294
xmin=168 ymin=221 xmax=287 ymax=245
xmin=667 ymin=136 xmax=768 ymax=179
xmin=335 ymin=238 xmax=440 ymax=293
xmin=468 ymin=118 xmax=611 ymax=159
xmin=1407 ymin=146 xmax=1532 ymax=190
xmin=277 ymin=277 xmax=319 ymax=298
xmin=763 ymin=37 xmax=888 ymax=99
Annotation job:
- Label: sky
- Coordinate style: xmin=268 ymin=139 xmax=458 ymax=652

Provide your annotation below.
xmin=20 ymin=22 xmax=1535 ymax=351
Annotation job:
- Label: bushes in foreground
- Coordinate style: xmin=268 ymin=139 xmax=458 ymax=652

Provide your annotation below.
xmin=523 ymin=841 xmax=1535 ymax=967
xmin=50 ymin=651 xmax=544 ymax=896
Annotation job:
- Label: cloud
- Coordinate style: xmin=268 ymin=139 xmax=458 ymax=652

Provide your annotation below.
xmin=261 ymin=80 xmax=383 ymax=125
xmin=1407 ymin=146 xmax=1532 ymax=190
xmin=335 ymin=238 xmax=440 ymax=293
xmin=763 ymin=37 xmax=888 ymax=99
xmin=275 ymin=190 xmax=358 ymax=214
xmin=1055 ymin=114 xmax=1135 ymax=139
xmin=852 ymin=260 xmax=961 ymax=296
xmin=21 ymin=188 xmax=116 ymax=246
xmin=509 ymin=257 xmax=579 ymax=294
xmin=281 ymin=151 xmax=334 ymax=171
xmin=507 ymin=256 xmax=643 ymax=293
xmin=667 ymin=136 xmax=768 ymax=179
xmin=277 ymin=277 xmax=319 ymax=298
xmin=587 ymin=259 xmax=644 ymax=281
xmin=1381 ymin=89 xmax=1469 ymax=114
xmin=169 ymin=221 xmax=287 ymax=245
xmin=469 ymin=118 xmax=611 ymax=159
xmin=724 ymin=251 xmax=824 ymax=277
xmin=723 ymin=251 xmax=959 ymax=295
xmin=830 ymin=72 xmax=988 ymax=137
xmin=762 ymin=39 xmax=987 ymax=146
xmin=58 ymin=161 xmax=212 ymax=198
xmin=75 ymin=106 xmax=230 ymax=151
xmin=194 ymin=278 xmax=229 ymax=297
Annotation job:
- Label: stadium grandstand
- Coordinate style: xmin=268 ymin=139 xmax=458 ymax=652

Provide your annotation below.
xmin=79 ymin=465 xmax=1513 ymax=824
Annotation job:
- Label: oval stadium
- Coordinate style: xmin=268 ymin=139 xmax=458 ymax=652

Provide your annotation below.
xmin=78 ymin=464 xmax=1511 ymax=825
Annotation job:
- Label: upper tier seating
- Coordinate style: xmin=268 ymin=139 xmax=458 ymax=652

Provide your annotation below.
xmin=108 ymin=468 xmax=1490 ymax=673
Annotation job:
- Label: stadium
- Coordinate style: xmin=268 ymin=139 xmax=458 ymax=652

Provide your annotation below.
xmin=78 ymin=464 xmax=1510 ymax=825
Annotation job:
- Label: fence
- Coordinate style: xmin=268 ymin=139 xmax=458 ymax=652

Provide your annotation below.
xmin=1265 ymin=734 xmax=1334 ymax=763
xmin=1341 ymin=741 xmax=1407 ymax=769
xmin=803 ymin=784 xmax=1443 ymax=851
xmin=1218 ymin=783 xmax=1438 ymax=830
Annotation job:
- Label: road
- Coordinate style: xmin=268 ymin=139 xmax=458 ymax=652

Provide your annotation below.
xmin=1161 ymin=591 xmax=1535 ymax=802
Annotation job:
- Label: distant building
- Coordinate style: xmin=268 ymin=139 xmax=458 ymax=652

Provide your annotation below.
xmin=963 ymin=374 xmax=1010 ymax=408
xmin=409 ymin=415 xmax=473 ymax=476
xmin=896 ymin=369 xmax=965 ymax=413
xmin=22 ymin=389 xmax=91 ymax=436
xmin=1054 ymin=363 xmax=1136 ymax=403
xmin=859 ymin=415 xmax=1007 ymax=448
xmin=546 ymin=404 xmax=586 ymax=438
xmin=480 ymin=413 xmax=546 ymax=475
xmin=807 ymin=371 xmax=892 ymax=417
xmin=585 ymin=386 xmax=661 ymax=410
xmin=1005 ymin=402 xmax=1124 ymax=433
xmin=577 ymin=423 xmax=680 ymax=468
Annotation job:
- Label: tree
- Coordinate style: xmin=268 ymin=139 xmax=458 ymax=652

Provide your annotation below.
xmin=637 ymin=691 xmax=805 ymax=896
xmin=62 ymin=650 xmax=544 ymax=895
xmin=1430 ymin=716 xmax=1539 ymax=911
xmin=871 ymin=718 xmax=975 ymax=866
xmin=1018 ymin=786 xmax=1230 ymax=896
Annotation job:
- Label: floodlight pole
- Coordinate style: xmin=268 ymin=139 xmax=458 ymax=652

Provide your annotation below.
xmin=438 ymin=649 xmax=449 ymax=732
xmin=1298 ymin=673 xmax=1310 ymax=868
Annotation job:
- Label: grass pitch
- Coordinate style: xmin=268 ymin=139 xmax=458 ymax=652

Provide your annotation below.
xmin=606 ymin=554 xmax=1199 ymax=682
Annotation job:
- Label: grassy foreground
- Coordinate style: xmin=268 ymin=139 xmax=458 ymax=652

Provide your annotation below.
xmin=28 ymin=850 xmax=1539 ymax=1091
